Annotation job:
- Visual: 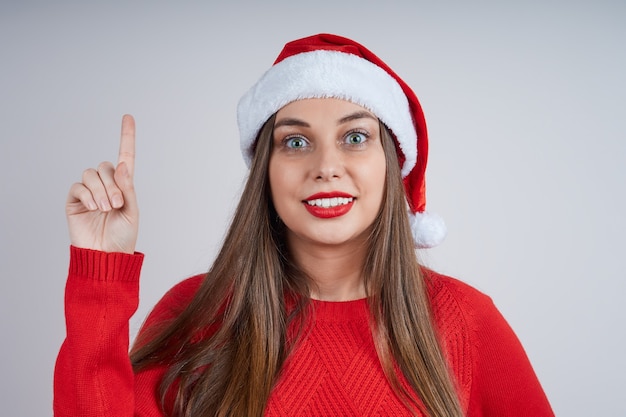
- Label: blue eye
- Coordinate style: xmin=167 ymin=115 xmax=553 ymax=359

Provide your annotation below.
xmin=285 ymin=136 xmax=309 ymax=149
xmin=344 ymin=131 xmax=367 ymax=145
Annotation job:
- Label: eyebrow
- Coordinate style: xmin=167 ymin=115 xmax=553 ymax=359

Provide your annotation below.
xmin=337 ymin=111 xmax=378 ymax=124
xmin=274 ymin=111 xmax=378 ymax=129
xmin=273 ymin=118 xmax=310 ymax=129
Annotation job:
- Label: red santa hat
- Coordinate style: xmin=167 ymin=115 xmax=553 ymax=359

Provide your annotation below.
xmin=237 ymin=33 xmax=446 ymax=248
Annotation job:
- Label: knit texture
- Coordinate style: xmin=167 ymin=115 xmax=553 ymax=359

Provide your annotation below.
xmin=54 ymin=247 xmax=554 ymax=416
xmin=268 ymin=299 xmax=409 ymax=416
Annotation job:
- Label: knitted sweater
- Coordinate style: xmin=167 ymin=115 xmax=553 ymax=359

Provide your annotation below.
xmin=54 ymin=247 xmax=554 ymax=416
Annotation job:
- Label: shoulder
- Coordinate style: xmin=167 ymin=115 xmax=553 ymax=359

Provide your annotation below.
xmin=424 ymin=267 xmax=502 ymax=338
xmin=423 ymin=268 xmax=554 ymax=415
xmin=141 ymin=274 xmax=205 ymax=329
xmin=159 ymin=274 xmax=205 ymax=306
xmin=422 ymin=268 xmax=504 ymax=409
xmin=423 ymin=268 xmax=521 ymax=344
xmin=423 ymin=267 xmax=517 ymax=352
xmin=424 ymin=268 xmax=493 ymax=311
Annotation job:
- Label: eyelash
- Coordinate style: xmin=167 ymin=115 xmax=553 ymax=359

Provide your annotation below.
xmin=279 ymin=129 xmax=371 ymax=152
xmin=282 ymin=135 xmax=310 ymax=150
xmin=343 ymin=129 xmax=370 ymax=147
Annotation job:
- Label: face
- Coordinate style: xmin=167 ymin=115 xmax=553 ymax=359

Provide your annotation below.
xmin=269 ymin=98 xmax=386 ymax=249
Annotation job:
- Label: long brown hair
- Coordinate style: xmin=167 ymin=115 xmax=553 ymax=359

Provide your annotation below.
xmin=131 ymin=116 xmax=463 ymax=416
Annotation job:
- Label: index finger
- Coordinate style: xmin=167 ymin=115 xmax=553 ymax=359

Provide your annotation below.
xmin=118 ymin=114 xmax=136 ymax=176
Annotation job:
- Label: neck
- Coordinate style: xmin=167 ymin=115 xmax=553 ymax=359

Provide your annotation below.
xmin=286 ymin=235 xmax=368 ymax=301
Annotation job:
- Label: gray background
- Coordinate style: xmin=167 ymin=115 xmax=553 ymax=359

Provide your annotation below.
xmin=1 ymin=1 xmax=625 ymax=415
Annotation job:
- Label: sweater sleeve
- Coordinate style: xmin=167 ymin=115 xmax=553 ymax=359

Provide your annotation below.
xmin=53 ymin=246 xmax=147 ymax=417
xmin=448 ymin=279 xmax=555 ymax=417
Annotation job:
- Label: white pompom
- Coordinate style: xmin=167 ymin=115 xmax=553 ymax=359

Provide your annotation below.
xmin=408 ymin=211 xmax=447 ymax=248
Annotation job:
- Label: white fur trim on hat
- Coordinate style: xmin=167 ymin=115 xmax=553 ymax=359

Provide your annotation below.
xmin=409 ymin=211 xmax=447 ymax=248
xmin=237 ymin=49 xmax=417 ymax=177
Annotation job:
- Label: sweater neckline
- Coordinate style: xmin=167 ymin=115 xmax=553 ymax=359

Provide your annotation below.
xmin=309 ymin=297 xmax=369 ymax=322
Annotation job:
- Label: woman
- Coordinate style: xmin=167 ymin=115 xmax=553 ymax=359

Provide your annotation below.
xmin=54 ymin=34 xmax=554 ymax=416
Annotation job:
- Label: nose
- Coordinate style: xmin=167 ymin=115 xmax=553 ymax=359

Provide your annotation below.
xmin=312 ymin=141 xmax=345 ymax=181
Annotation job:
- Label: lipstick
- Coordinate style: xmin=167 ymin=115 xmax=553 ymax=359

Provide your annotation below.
xmin=303 ymin=192 xmax=355 ymax=219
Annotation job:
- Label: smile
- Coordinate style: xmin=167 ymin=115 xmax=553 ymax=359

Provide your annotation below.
xmin=303 ymin=192 xmax=355 ymax=218
xmin=306 ymin=197 xmax=353 ymax=208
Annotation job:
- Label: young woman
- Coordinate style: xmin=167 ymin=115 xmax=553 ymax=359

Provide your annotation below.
xmin=54 ymin=34 xmax=554 ymax=416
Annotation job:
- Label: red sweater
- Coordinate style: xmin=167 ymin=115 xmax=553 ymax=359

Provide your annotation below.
xmin=54 ymin=247 xmax=554 ymax=416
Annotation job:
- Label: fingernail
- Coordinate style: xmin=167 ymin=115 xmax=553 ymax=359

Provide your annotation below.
xmin=100 ymin=199 xmax=112 ymax=211
xmin=87 ymin=201 xmax=98 ymax=211
xmin=112 ymin=195 xmax=123 ymax=208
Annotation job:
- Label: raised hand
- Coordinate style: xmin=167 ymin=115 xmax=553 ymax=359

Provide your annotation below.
xmin=66 ymin=115 xmax=139 ymax=254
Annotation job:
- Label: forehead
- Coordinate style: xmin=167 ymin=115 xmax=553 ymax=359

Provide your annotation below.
xmin=275 ymin=98 xmax=377 ymax=120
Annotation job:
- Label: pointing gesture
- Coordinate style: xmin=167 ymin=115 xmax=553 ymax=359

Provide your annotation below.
xmin=66 ymin=115 xmax=139 ymax=254
xmin=118 ymin=114 xmax=136 ymax=179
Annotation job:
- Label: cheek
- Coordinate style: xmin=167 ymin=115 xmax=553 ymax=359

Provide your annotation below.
xmin=268 ymin=160 xmax=282 ymax=203
xmin=367 ymin=154 xmax=387 ymax=200
xmin=268 ymin=158 xmax=297 ymax=208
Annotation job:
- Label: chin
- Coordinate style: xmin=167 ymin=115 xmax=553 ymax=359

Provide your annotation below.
xmin=301 ymin=228 xmax=370 ymax=248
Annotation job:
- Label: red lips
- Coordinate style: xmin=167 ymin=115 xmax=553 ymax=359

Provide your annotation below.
xmin=303 ymin=192 xmax=355 ymax=219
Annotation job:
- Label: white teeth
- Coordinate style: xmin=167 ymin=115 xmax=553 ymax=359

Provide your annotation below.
xmin=306 ymin=197 xmax=353 ymax=207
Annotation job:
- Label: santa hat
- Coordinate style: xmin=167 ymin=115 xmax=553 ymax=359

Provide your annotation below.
xmin=237 ymin=33 xmax=446 ymax=248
